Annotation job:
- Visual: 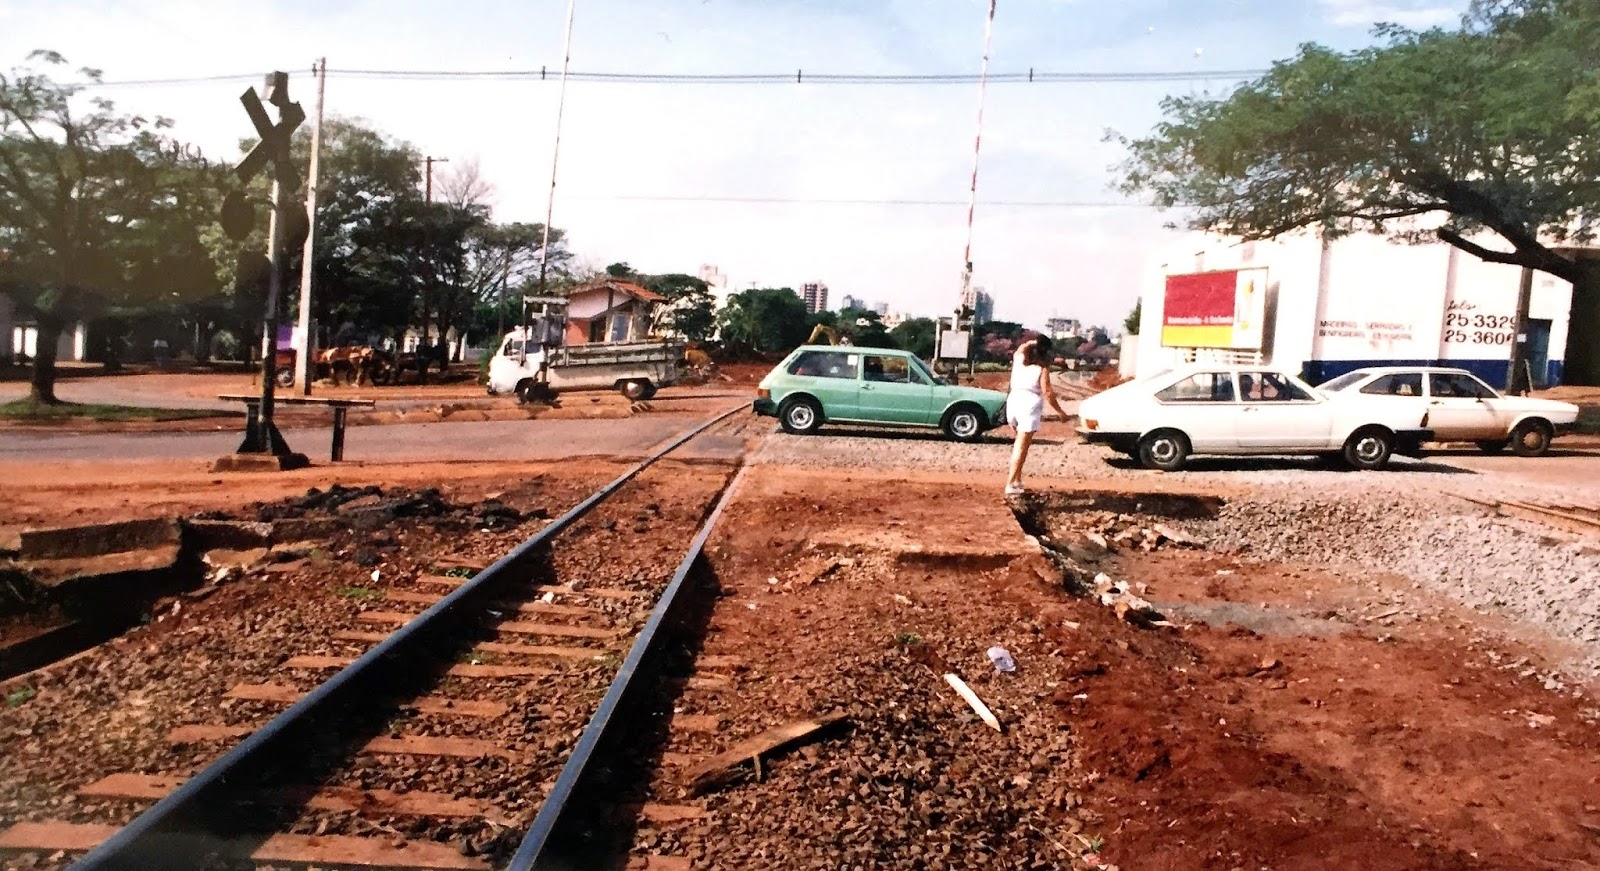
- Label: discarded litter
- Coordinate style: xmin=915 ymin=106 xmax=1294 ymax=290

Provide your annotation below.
xmin=370 ymin=569 xmax=381 ymax=582
xmin=540 ymin=591 xmax=555 ymax=603
xmin=943 ymin=672 xmax=1002 ymax=731
xmin=987 ymin=646 xmax=1017 ymax=673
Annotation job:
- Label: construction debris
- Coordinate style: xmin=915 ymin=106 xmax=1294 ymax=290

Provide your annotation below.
xmin=942 ymin=672 xmax=1002 ymax=732
xmin=1093 ymin=573 xmax=1164 ymax=628
xmin=684 ymin=713 xmax=851 ymax=795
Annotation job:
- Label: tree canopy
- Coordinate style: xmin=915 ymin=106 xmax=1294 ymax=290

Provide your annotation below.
xmin=0 ymin=51 xmax=219 ymax=400
xmin=1112 ymin=0 xmax=1600 ymax=381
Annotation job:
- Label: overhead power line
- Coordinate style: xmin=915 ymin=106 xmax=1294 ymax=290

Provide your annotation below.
xmin=70 ymin=66 xmax=1266 ymax=90
xmin=570 ymin=194 xmax=1159 ymax=208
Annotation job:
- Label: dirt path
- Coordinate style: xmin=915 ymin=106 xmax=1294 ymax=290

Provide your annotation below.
xmin=613 ymin=470 xmax=1600 ymax=869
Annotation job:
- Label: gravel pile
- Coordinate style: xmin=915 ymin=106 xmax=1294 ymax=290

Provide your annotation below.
xmin=1185 ymin=484 xmax=1600 ymax=677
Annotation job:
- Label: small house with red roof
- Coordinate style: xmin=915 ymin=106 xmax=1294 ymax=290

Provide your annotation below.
xmin=562 ymin=279 xmax=666 ymax=345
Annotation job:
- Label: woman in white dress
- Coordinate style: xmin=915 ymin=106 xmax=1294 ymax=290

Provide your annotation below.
xmin=1004 ymin=336 xmax=1068 ymax=495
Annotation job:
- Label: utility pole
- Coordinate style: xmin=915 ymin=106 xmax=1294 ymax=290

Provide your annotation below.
xmin=529 ymin=0 xmax=578 ymax=332
xmin=1507 ymin=266 xmax=1535 ymax=395
xmin=295 ymin=57 xmax=327 ymax=396
xmin=421 ymin=155 xmax=447 ymax=384
xmin=948 ymin=0 xmax=996 ymax=380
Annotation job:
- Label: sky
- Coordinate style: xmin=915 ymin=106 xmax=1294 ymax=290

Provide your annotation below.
xmin=0 ymin=0 xmax=1469 ymax=332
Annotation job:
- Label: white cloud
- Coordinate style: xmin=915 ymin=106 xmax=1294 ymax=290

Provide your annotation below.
xmin=1317 ymin=0 xmax=1462 ymax=29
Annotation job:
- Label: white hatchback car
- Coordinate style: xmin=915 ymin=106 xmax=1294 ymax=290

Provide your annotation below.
xmin=1316 ymin=366 xmax=1580 ymax=456
xmin=1077 ymin=365 xmax=1433 ymax=471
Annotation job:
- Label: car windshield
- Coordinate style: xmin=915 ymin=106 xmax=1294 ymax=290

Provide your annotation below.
xmin=1317 ymin=371 xmax=1369 ymax=392
xmin=908 ymin=355 xmax=938 ymax=384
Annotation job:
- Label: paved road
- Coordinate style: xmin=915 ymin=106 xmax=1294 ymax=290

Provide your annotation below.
xmin=0 ymin=415 xmax=715 ymax=464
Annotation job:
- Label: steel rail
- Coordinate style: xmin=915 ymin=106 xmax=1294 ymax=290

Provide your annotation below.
xmin=509 ymin=463 xmax=751 ymax=869
xmin=72 ymin=403 xmax=747 ymax=871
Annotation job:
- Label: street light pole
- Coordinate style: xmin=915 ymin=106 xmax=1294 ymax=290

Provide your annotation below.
xmin=530 ymin=0 xmax=578 ymax=331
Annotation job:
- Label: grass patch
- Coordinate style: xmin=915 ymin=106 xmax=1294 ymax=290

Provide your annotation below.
xmin=6 ymin=686 xmax=37 ymax=708
xmin=441 ymin=566 xmax=476 ymax=578
xmin=0 ymin=398 xmax=230 ymax=423
xmin=894 ymin=632 xmax=922 ymax=647
xmin=334 ymin=585 xmax=384 ymax=600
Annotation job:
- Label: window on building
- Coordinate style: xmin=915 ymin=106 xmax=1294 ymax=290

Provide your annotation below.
xmin=609 ymin=312 xmax=631 ymax=343
xmin=787 ymin=350 xmax=857 ymax=379
xmin=1360 ymin=373 xmax=1423 ymax=397
xmin=1156 ymin=372 xmax=1236 ymax=402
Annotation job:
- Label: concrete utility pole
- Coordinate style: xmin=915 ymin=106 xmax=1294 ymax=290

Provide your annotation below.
xmin=295 ymin=57 xmax=327 ymax=396
xmin=420 ymin=155 xmax=448 ymax=384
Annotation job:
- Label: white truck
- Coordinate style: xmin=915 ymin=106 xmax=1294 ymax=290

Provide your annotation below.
xmin=487 ymin=325 xmax=686 ymax=403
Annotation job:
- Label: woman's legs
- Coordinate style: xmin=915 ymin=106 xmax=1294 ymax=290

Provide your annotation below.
xmin=1006 ymin=430 xmax=1035 ymax=490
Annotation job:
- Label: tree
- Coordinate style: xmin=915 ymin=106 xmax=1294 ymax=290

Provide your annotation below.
xmin=0 ymin=51 xmax=220 ymax=402
xmin=717 ymin=287 xmax=808 ymax=352
xmin=1112 ymin=0 xmax=1600 ymax=382
xmin=1123 ymin=300 xmax=1142 ymax=336
xmin=836 ymin=306 xmax=894 ymax=347
xmin=641 ymin=273 xmax=716 ymax=342
xmin=889 ymin=317 xmax=936 ymax=359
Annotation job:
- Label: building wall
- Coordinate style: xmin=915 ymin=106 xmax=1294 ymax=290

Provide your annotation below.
xmin=802 ymin=282 xmax=829 ymax=314
xmin=1136 ymin=231 xmax=1574 ymax=389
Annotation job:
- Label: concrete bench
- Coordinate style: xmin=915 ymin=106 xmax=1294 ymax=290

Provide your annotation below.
xmin=217 ymin=395 xmax=377 ymax=462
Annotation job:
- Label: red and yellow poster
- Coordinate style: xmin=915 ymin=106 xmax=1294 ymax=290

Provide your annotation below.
xmin=1160 ymin=267 xmax=1267 ymax=350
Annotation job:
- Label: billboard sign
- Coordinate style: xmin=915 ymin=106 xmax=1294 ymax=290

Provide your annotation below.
xmin=1160 ymin=267 xmax=1267 ymax=350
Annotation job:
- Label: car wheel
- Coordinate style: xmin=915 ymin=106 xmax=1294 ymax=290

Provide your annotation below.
xmin=941 ymin=404 xmax=985 ymax=442
xmin=515 ymin=379 xmax=550 ymax=405
xmin=1476 ymin=438 xmax=1511 ymax=454
xmin=1137 ymin=429 xmax=1190 ymax=472
xmin=778 ymin=396 xmax=824 ymax=435
xmin=1509 ymin=418 xmax=1553 ymax=457
xmin=1343 ymin=426 xmax=1394 ymax=470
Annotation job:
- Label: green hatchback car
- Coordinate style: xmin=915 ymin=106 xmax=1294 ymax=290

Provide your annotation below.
xmin=753 ymin=345 xmax=1009 ymax=442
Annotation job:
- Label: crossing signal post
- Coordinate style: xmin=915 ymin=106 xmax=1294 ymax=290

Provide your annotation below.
xmin=215 ymin=71 xmax=311 ymax=471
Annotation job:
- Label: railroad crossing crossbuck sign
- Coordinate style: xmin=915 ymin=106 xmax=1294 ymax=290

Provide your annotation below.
xmin=220 ymin=73 xmax=307 ymax=243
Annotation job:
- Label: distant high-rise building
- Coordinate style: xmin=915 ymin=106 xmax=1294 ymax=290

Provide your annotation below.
xmin=840 ymin=293 xmax=862 ymax=311
xmin=965 ymin=287 xmax=994 ymax=326
xmin=802 ymin=282 xmax=829 ymax=314
xmin=873 ymin=301 xmax=889 ymax=316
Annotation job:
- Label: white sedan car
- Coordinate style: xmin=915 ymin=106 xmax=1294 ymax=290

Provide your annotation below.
xmin=1316 ymin=366 xmax=1580 ymax=456
xmin=1078 ymin=365 xmax=1433 ymax=471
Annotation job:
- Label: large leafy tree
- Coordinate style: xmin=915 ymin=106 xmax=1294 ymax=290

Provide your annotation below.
xmin=1112 ymin=0 xmax=1600 ymax=383
xmin=889 ymin=316 xmax=936 ymax=358
xmin=717 ymin=287 xmax=808 ymax=352
xmin=0 ymin=51 xmax=219 ymax=401
xmin=640 ymin=273 xmax=717 ymax=342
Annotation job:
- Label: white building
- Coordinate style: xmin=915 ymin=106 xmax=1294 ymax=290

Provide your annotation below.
xmin=1135 ymin=231 xmax=1578 ymax=390
xmin=1 ymin=292 xmax=87 ymax=363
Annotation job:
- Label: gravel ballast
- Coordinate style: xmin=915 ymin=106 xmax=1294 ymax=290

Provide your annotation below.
xmin=756 ymin=429 xmax=1600 ymax=678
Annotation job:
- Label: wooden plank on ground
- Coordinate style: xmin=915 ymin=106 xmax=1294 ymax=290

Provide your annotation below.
xmin=638 ymin=804 xmax=706 ymax=824
xmin=284 ymin=655 xmax=554 ymax=679
xmin=684 ymin=713 xmax=851 ymax=796
xmin=673 ymin=714 xmax=722 ymax=733
xmin=225 ymin=684 xmax=507 ymax=718
xmin=361 ymin=735 xmax=515 ymax=760
xmin=497 ymin=621 xmax=617 ymax=640
xmin=507 ymin=601 xmax=601 ymax=619
xmin=0 ymin=822 xmax=492 ymax=868
xmin=418 ymin=573 xmax=469 ymax=587
xmin=385 ymin=590 xmax=444 ymax=606
xmin=251 ymin=833 xmax=491 ymax=869
xmin=547 ymin=583 xmax=646 ymax=601
xmin=432 ymin=556 xmax=484 ymax=571
xmin=332 ymin=630 xmax=394 ymax=644
xmin=355 ymin=610 xmax=420 ymax=626
xmin=473 ymin=641 xmax=602 ymax=659
xmin=76 ymin=775 xmax=507 ymax=822
xmin=168 ymin=724 xmax=254 ymax=744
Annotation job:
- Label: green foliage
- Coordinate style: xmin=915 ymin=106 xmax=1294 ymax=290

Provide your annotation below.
xmin=889 ymin=317 xmax=937 ymax=359
xmin=641 ymin=273 xmax=717 ymax=342
xmin=334 ymin=585 xmax=383 ymax=600
xmin=717 ymin=287 xmax=809 ymax=351
xmin=836 ymin=306 xmax=895 ymax=348
xmin=0 ymin=399 xmax=230 ymax=422
xmin=1 ymin=50 xmax=222 ymax=400
xmin=1123 ymin=300 xmax=1142 ymax=336
xmin=1110 ymin=5 xmax=1600 ymax=277
xmin=5 ymin=686 xmax=35 ymax=708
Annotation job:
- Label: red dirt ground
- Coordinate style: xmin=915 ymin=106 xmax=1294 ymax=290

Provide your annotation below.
xmin=659 ymin=468 xmax=1600 ymax=869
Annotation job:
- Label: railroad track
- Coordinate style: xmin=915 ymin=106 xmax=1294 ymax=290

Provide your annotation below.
xmin=0 ymin=404 xmax=752 ymax=871
xmin=1456 ymin=494 xmax=1600 ymax=538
